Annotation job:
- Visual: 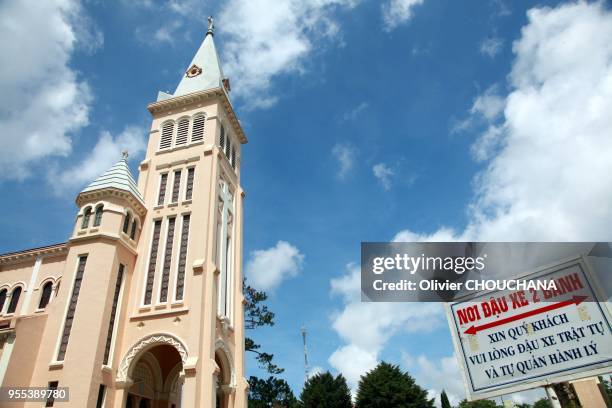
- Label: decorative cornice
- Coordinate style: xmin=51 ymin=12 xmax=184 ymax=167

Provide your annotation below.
xmin=147 ymin=87 xmax=247 ymax=144
xmin=76 ymin=187 xmax=147 ymax=217
xmin=0 ymin=243 xmax=67 ymax=265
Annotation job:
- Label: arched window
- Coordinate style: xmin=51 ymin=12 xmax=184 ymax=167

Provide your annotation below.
xmin=38 ymin=281 xmax=53 ymax=309
xmin=0 ymin=289 xmax=7 ymax=313
xmin=7 ymin=286 xmax=22 ymax=314
xmin=81 ymin=207 xmax=92 ymax=229
xmin=160 ymin=121 xmax=174 ymax=150
xmin=191 ymin=114 xmax=205 ymax=142
xmin=123 ymin=212 xmax=131 ymax=234
xmin=175 ymin=118 xmax=189 ymax=146
xmin=130 ymin=219 xmax=138 ymax=240
xmin=93 ymin=205 xmax=104 ymax=227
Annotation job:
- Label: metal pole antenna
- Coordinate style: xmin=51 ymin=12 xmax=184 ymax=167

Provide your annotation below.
xmin=301 ymin=326 xmax=309 ymax=383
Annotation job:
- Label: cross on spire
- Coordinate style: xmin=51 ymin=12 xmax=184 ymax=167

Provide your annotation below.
xmin=122 ymin=150 xmax=129 ymax=160
xmin=207 ymin=16 xmax=214 ymax=35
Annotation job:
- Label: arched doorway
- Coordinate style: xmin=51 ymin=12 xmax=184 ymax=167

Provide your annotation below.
xmin=124 ymin=344 xmax=184 ymax=408
xmin=214 ymin=345 xmax=234 ymax=408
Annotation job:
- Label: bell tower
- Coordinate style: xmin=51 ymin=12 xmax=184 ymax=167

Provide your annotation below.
xmin=108 ymin=16 xmax=248 ymax=408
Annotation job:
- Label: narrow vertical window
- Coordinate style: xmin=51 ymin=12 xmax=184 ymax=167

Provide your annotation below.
xmin=225 ymin=136 xmax=231 ymax=159
xmin=81 ymin=207 xmax=92 ymax=229
xmin=176 ymin=118 xmax=189 ymax=145
xmin=231 ymin=147 xmax=236 ymax=169
xmin=171 ymin=170 xmax=181 ymax=203
xmin=144 ymin=220 xmax=162 ymax=305
xmin=57 ymin=256 xmax=87 ymax=361
xmin=130 ymin=220 xmax=137 ymax=240
xmin=96 ymin=385 xmax=106 ymax=408
xmin=38 ymin=281 xmax=53 ymax=309
xmin=160 ymin=121 xmax=174 ymax=149
xmin=219 ymin=125 xmax=226 ymax=152
xmin=158 ymin=173 xmax=168 ymax=206
xmin=122 ymin=212 xmax=131 ymax=234
xmin=175 ymin=214 xmax=190 ymax=301
xmin=185 ymin=168 xmax=195 ymax=200
xmin=93 ymin=205 xmax=103 ymax=227
xmin=103 ymin=264 xmax=124 ymax=365
xmin=191 ymin=114 xmax=205 ymax=142
xmin=0 ymin=289 xmax=7 ymax=313
xmin=7 ymin=287 xmax=22 ymax=314
xmin=45 ymin=381 xmax=59 ymax=407
xmin=159 ymin=217 xmax=176 ymax=303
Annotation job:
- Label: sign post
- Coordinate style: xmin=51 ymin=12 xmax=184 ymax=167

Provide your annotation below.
xmin=446 ymin=256 xmax=612 ymax=401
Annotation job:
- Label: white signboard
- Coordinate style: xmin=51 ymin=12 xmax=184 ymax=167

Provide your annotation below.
xmin=446 ymin=256 xmax=612 ymax=400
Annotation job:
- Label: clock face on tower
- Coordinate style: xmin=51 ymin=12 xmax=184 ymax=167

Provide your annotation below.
xmin=186 ymin=64 xmax=202 ymax=78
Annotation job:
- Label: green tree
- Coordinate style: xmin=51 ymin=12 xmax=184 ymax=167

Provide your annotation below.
xmin=299 ymin=372 xmax=352 ymax=408
xmin=248 ymin=376 xmax=299 ymax=408
xmin=440 ymin=390 xmax=452 ymax=408
xmin=532 ymin=398 xmax=552 ymax=408
xmin=457 ymin=399 xmax=500 ymax=408
xmin=355 ymin=362 xmax=434 ymax=408
xmin=244 ymin=280 xmax=283 ymax=374
xmin=600 ymin=375 xmax=612 ymax=402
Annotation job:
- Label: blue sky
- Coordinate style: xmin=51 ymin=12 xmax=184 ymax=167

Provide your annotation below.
xmin=2 ymin=0 xmax=612 ymax=405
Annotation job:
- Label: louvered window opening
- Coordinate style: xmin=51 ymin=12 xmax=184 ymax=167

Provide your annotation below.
xmin=144 ymin=220 xmax=162 ymax=305
xmin=38 ymin=281 xmax=53 ymax=309
xmin=192 ymin=114 xmax=205 ymax=142
xmin=158 ymin=173 xmax=168 ymax=206
xmin=220 ymin=126 xmax=226 ymax=152
xmin=130 ymin=220 xmax=137 ymax=240
xmin=176 ymin=118 xmax=189 ymax=146
xmin=225 ymin=136 xmax=231 ymax=159
xmin=185 ymin=168 xmax=194 ymax=200
xmin=93 ymin=206 xmax=103 ymax=227
xmin=57 ymin=256 xmax=87 ymax=361
xmin=160 ymin=122 xmax=174 ymax=149
xmin=159 ymin=217 xmax=176 ymax=303
xmin=171 ymin=170 xmax=181 ymax=203
xmin=7 ymin=287 xmax=21 ymax=314
xmin=0 ymin=289 xmax=6 ymax=312
xmin=231 ymin=147 xmax=236 ymax=169
xmin=175 ymin=214 xmax=190 ymax=301
xmin=81 ymin=208 xmax=91 ymax=229
xmin=103 ymin=264 xmax=124 ymax=365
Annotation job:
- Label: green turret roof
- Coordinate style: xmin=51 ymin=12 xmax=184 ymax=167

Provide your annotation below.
xmin=81 ymin=156 xmax=144 ymax=204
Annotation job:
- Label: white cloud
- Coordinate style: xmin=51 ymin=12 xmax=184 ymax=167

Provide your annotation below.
xmin=332 ymin=143 xmax=357 ymax=179
xmin=381 ymin=0 xmax=425 ymax=31
xmin=328 ymin=264 xmax=445 ymax=394
xmin=307 ymin=365 xmax=324 ymax=378
xmin=246 ymin=241 xmax=304 ymax=291
xmin=218 ymin=0 xmax=361 ymax=108
xmin=50 ymin=126 xmax=147 ymax=194
xmin=372 ymin=163 xmax=394 ymax=190
xmin=419 ymin=1 xmax=612 ymax=242
xmin=340 ymin=101 xmax=369 ymax=122
xmin=402 ymin=352 xmax=465 ymax=406
xmin=0 ymin=0 xmax=96 ymax=181
xmin=479 ymin=36 xmax=504 ymax=58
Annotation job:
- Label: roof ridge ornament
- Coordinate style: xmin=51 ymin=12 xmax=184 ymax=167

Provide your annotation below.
xmin=207 ymin=16 xmax=214 ymax=36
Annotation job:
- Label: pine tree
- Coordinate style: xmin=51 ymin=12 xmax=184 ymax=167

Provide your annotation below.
xmin=248 ymin=376 xmax=299 ymax=408
xmin=440 ymin=390 xmax=452 ymax=408
xmin=300 ymin=372 xmax=352 ymax=408
xmin=355 ymin=362 xmax=434 ymax=408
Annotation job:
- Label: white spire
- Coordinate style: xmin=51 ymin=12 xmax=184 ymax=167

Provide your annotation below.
xmin=173 ymin=16 xmax=226 ymax=97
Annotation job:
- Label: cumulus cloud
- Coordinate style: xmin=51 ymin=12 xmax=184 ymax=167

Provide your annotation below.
xmin=328 ymin=264 xmax=445 ymax=394
xmin=372 ymin=163 xmax=394 ymax=190
xmin=246 ymin=241 xmax=304 ymax=291
xmin=50 ymin=127 xmax=147 ymax=194
xmin=332 ymin=143 xmax=357 ymax=179
xmin=381 ymin=0 xmax=425 ymax=31
xmin=0 ymin=0 xmax=97 ymax=181
xmin=218 ymin=0 xmax=361 ymax=108
xmin=479 ymin=36 xmax=504 ymax=58
xmin=402 ymin=352 xmax=465 ymax=406
xmin=412 ymin=1 xmax=612 ymax=242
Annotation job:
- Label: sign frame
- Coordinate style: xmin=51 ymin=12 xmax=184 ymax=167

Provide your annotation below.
xmin=445 ymin=254 xmax=612 ymax=401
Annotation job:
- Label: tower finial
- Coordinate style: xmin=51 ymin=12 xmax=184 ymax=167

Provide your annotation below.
xmin=122 ymin=150 xmax=129 ymax=160
xmin=207 ymin=16 xmax=214 ymax=35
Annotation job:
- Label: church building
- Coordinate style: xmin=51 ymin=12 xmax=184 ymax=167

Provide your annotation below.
xmin=0 ymin=18 xmax=248 ymax=408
